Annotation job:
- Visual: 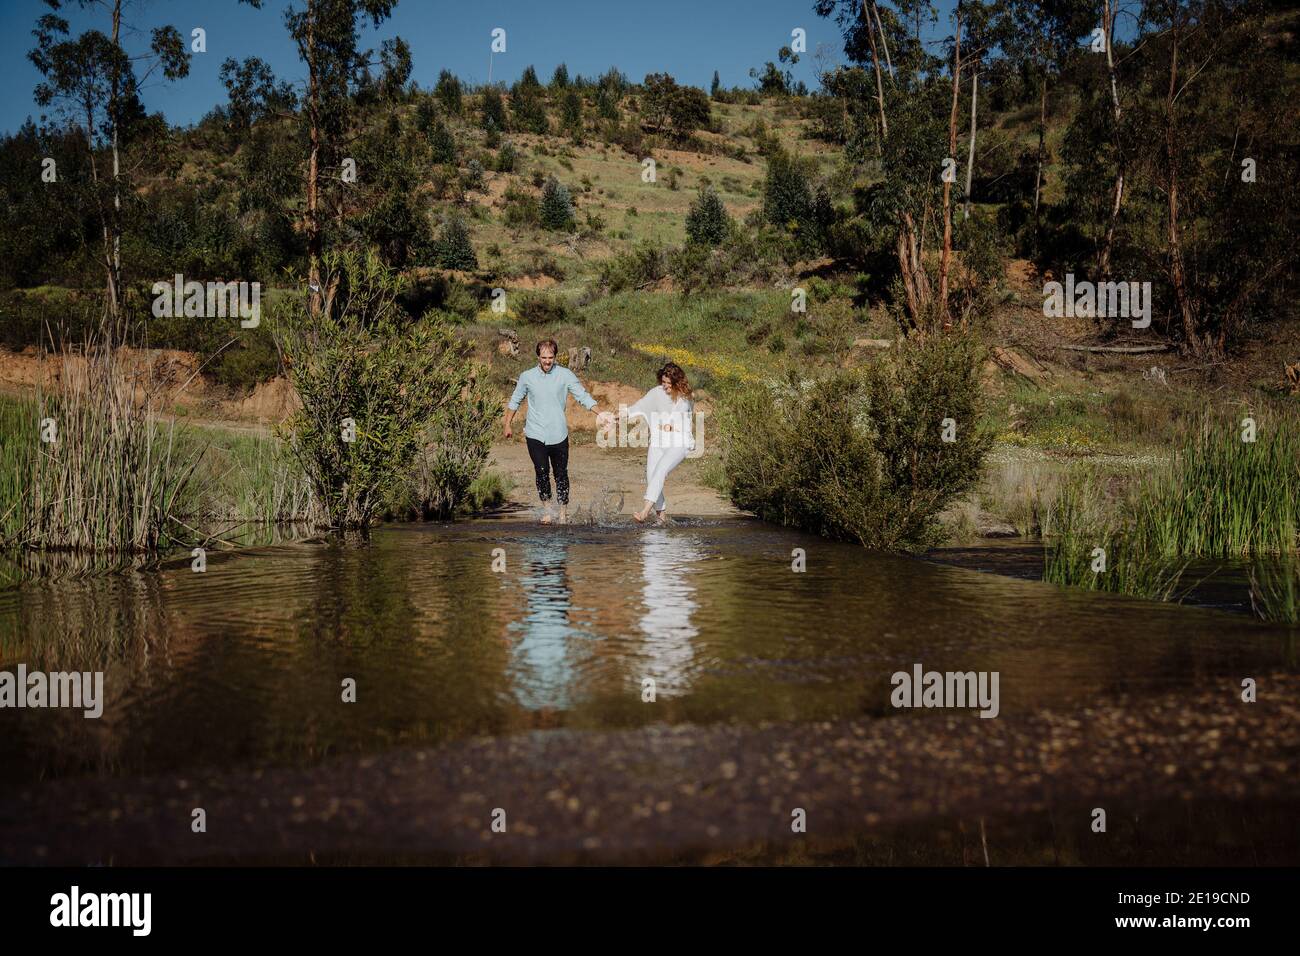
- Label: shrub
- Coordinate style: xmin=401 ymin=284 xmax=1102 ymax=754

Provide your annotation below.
xmin=403 ymin=373 xmax=499 ymax=519
xmin=514 ymin=291 xmax=570 ymax=326
xmin=277 ymin=249 xmax=472 ymax=529
xmin=464 ymin=468 xmax=514 ymax=512
xmin=717 ymin=332 xmax=992 ymax=550
xmin=685 ymin=185 xmax=731 ymax=246
xmin=462 ymin=158 xmax=485 ymax=192
xmin=597 ymin=241 xmax=667 ymax=293
xmin=435 ymin=69 xmax=463 ymax=115
xmin=428 ymin=119 xmax=456 ymax=164
xmin=494 ymin=141 xmax=518 ymax=173
xmin=502 ymin=182 xmax=541 ymax=227
xmin=763 ymin=148 xmax=814 ymax=230
xmin=479 ymin=86 xmax=506 ymax=131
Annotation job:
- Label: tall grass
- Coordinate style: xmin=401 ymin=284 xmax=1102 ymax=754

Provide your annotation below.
xmin=1249 ymin=557 xmax=1300 ymax=625
xmin=0 ymin=342 xmax=202 ymax=553
xmin=1042 ymin=477 xmax=1188 ymax=601
xmin=188 ymin=427 xmax=313 ymax=523
xmin=0 ymin=397 xmax=31 ymax=545
xmin=1135 ymin=421 xmax=1300 ymax=558
xmin=1044 ymin=415 xmax=1300 ymax=606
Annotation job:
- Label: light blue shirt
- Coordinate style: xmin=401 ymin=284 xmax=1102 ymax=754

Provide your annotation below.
xmin=508 ymin=364 xmax=597 ymax=445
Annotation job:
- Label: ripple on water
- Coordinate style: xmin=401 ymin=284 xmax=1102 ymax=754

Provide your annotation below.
xmin=0 ymin=517 xmax=1293 ymax=782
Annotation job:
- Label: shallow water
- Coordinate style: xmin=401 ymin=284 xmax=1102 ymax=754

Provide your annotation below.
xmin=0 ymin=517 xmax=1294 ymax=785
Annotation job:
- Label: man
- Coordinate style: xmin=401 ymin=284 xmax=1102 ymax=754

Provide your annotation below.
xmin=505 ymin=340 xmax=614 ymax=524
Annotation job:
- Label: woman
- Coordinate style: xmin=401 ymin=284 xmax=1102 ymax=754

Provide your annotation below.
xmin=627 ymin=362 xmax=695 ymax=525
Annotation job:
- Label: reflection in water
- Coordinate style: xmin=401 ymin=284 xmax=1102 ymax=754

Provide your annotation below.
xmin=637 ymin=529 xmax=701 ymax=696
xmin=509 ymin=537 xmax=584 ymax=711
xmin=0 ymin=519 xmax=1295 ymax=786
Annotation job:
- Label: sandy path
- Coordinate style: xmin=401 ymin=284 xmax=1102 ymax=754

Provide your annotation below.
xmin=488 ymin=436 xmax=738 ymax=518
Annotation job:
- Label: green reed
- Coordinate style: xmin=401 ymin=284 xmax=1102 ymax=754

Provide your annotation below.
xmin=1044 ymin=415 xmax=1299 ymax=606
xmin=1249 ymin=556 xmax=1300 ymax=626
xmin=1134 ymin=419 xmax=1300 ymax=559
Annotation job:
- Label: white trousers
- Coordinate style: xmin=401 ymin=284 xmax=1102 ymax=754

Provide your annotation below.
xmin=644 ymin=444 xmax=688 ymax=511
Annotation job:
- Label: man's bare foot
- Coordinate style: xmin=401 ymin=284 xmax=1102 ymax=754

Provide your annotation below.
xmin=654 ymin=510 xmax=668 ymax=525
xmin=557 ymin=508 xmax=569 ymax=525
xmin=540 ymin=505 xmax=554 ymax=525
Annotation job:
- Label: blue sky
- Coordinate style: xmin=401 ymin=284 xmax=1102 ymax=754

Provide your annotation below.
xmin=0 ymin=0 xmax=963 ymax=136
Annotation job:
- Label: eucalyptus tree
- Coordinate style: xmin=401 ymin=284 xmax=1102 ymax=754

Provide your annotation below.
xmin=29 ymin=0 xmax=193 ymax=321
xmin=280 ymin=0 xmax=398 ymax=319
xmin=816 ymin=1 xmax=950 ymax=328
xmin=998 ymin=0 xmax=1099 ymax=248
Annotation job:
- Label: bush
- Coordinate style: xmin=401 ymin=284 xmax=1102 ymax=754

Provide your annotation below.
xmin=277 ymin=249 xmax=473 ymax=529
xmin=402 ymin=373 xmax=499 ymax=519
xmin=514 ymin=291 xmax=570 ymax=326
xmin=763 ymin=148 xmax=814 ymax=230
xmin=495 ymin=140 xmax=518 ymax=172
xmin=597 ymin=241 xmax=667 ymax=293
xmin=462 ymin=158 xmax=485 ymax=192
xmin=502 ymin=182 xmax=541 ymax=227
xmin=464 ymin=469 xmax=514 ymax=512
xmin=428 ymin=119 xmax=457 ymax=165
xmin=435 ymin=70 xmax=463 ymax=115
xmin=685 ymin=185 xmax=730 ymax=246
xmin=718 ymin=332 xmax=992 ymax=550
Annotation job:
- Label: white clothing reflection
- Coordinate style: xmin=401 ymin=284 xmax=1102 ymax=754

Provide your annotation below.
xmin=637 ymin=529 xmax=702 ymax=695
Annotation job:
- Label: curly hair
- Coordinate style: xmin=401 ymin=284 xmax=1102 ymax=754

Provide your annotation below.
xmin=656 ymin=361 xmax=692 ymax=400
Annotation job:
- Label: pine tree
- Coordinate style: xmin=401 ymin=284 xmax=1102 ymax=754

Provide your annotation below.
xmin=540 ymin=177 xmax=575 ymax=230
xmin=710 ymin=70 xmax=720 ymax=99
xmin=436 ymin=216 xmax=478 ymax=270
xmin=429 ymin=119 xmax=456 ymax=164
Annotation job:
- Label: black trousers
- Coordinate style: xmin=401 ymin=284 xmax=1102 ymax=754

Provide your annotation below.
xmin=525 ymin=436 xmax=570 ymax=505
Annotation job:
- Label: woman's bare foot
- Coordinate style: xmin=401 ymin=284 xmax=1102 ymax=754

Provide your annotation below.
xmin=632 ymin=509 xmax=648 ymax=523
xmin=557 ymin=507 xmax=569 ymax=525
xmin=539 ymin=505 xmax=554 ymax=525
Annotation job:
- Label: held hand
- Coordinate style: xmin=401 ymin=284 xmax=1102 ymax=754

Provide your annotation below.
xmin=504 ymin=425 xmax=512 ymax=440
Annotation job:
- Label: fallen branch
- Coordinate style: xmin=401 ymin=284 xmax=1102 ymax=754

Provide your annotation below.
xmin=1057 ymin=343 xmax=1169 ymax=354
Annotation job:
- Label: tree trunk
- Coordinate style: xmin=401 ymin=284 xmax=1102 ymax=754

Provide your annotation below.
xmin=306 ymin=2 xmax=323 ymax=319
xmin=85 ymin=104 xmax=116 ymax=323
xmin=938 ymin=10 xmax=962 ymax=322
xmin=871 ymin=2 xmax=894 ymax=81
xmin=898 ymin=211 xmax=931 ymax=326
xmin=1096 ymin=0 xmax=1125 ymax=280
xmin=964 ymin=70 xmax=977 ymax=221
xmin=861 ymin=0 xmax=888 ymax=140
xmin=1164 ymin=28 xmax=1201 ymax=355
xmin=108 ymin=0 xmax=123 ymax=324
xmin=1032 ymin=72 xmax=1048 ymax=245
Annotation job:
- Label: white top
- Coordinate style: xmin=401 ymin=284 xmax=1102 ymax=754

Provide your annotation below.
xmin=627 ymin=386 xmax=695 ymax=450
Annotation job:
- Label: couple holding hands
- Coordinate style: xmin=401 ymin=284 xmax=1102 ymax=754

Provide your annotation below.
xmin=503 ymin=338 xmax=695 ymax=525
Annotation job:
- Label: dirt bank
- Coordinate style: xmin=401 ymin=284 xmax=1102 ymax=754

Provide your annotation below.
xmin=1 ymin=674 xmax=1295 ymax=865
